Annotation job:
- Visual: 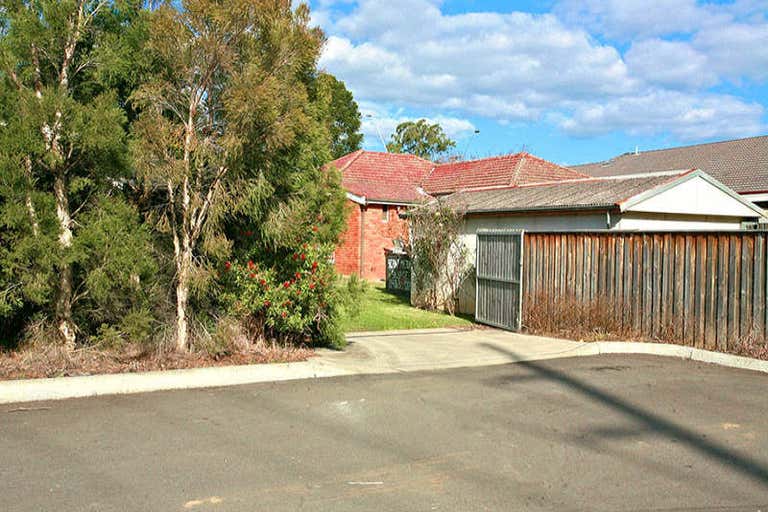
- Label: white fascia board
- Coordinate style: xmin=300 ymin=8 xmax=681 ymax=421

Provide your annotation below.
xmin=742 ymin=192 xmax=768 ymax=203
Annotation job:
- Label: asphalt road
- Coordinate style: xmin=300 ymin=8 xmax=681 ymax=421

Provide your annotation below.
xmin=1 ymin=354 xmax=768 ymax=511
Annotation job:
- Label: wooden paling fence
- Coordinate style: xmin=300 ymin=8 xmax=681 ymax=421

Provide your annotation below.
xmin=523 ymin=231 xmax=768 ymax=350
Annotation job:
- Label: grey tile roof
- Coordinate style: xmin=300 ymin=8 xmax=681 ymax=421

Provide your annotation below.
xmin=571 ymin=135 xmax=768 ymax=194
xmin=441 ymin=172 xmax=686 ymax=214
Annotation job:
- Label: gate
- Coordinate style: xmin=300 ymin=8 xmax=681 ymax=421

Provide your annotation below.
xmin=475 ymin=230 xmax=524 ymax=331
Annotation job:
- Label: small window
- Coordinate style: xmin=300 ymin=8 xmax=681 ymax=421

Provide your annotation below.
xmin=382 ymin=205 xmax=389 ymax=222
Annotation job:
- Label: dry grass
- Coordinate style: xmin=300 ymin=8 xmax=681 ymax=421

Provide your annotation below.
xmin=523 ymin=293 xmax=768 ymax=361
xmin=0 ymin=320 xmax=313 ymax=381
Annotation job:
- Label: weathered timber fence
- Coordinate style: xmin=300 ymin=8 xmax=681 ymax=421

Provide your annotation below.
xmin=523 ymin=231 xmax=768 ymax=351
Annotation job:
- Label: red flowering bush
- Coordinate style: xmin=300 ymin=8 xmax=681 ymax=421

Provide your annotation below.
xmin=221 ymin=243 xmax=351 ymax=347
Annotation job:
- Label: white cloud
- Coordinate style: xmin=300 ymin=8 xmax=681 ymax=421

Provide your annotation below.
xmin=625 ymin=39 xmax=716 ymax=89
xmin=694 ymin=22 xmax=768 ymax=81
xmin=554 ymin=0 xmax=730 ymax=40
xmin=315 ymin=0 xmax=767 ymax=141
xmin=559 ymin=90 xmax=765 ymax=141
xmin=357 ymin=101 xmax=477 ymax=150
xmin=319 ymin=4 xmax=636 ymax=123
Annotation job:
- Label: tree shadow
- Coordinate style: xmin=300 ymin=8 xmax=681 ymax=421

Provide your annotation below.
xmin=480 ymin=342 xmax=768 ymax=488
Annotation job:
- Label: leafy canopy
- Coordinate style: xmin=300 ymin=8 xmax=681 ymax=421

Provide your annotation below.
xmin=386 ymin=119 xmax=456 ymax=161
xmin=313 ymin=73 xmax=362 ymax=160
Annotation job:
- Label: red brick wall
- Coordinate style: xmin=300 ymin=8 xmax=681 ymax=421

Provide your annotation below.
xmin=334 ymin=201 xmax=410 ymax=281
xmin=334 ymin=201 xmax=362 ymax=275
xmin=361 ymin=204 xmax=409 ymax=280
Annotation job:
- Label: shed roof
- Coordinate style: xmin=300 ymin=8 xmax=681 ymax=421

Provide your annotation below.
xmin=571 ymin=135 xmax=768 ymax=195
xmin=437 ymin=169 xmax=764 ymax=218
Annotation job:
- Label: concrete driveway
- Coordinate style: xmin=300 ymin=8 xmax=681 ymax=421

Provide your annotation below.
xmin=321 ymin=328 xmax=591 ymax=373
xmin=1 ymin=350 xmax=767 ymax=511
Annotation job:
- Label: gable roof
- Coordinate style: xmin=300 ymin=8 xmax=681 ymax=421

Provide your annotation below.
xmin=423 ymin=153 xmax=589 ymax=195
xmin=438 ymin=169 xmax=765 ymax=218
xmin=329 ymin=150 xmax=590 ymax=204
xmin=571 ymin=135 xmax=768 ymax=195
xmin=329 ymin=150 xmax=434 ymax=204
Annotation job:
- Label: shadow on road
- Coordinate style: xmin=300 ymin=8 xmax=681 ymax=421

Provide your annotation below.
xmin=480 ymin=342 xmax=768 ymax=488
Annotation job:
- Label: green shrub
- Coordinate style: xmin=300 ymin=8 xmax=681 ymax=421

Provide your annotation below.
xmin=222 ymin=243 xmax=351 ymax=349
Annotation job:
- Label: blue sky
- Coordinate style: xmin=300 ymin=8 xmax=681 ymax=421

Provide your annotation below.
xmin=308 ymin=0 xmax=768 ymax=165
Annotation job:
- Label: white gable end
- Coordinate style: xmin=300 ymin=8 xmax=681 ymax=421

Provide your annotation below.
xmin=625 ymin=175 xmax=763 ymax=218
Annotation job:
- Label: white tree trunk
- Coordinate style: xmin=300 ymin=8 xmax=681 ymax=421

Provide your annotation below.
xmin=54 ymin=171 xmax=76 ymax=348
xmin=175 ymin=239 xmax=192 ymax=351
xmin=24 ymin=156 xmax=40 ymax=237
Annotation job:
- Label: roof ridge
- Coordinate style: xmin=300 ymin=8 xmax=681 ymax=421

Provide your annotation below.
xmin=521 ymin=151 xmax=593 ymax=178
xmin=509 ymin=154 xmax=527 ymax=187
xmin=434 ymin=152 xmax=524 ymax=169
xmin=335 ymin=149 xmax=364 ymax=173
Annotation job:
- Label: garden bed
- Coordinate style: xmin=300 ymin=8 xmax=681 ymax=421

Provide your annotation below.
xmin=0 ymin=342 xmax=313 ymax=381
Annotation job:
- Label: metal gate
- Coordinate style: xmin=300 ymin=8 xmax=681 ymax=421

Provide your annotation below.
xmin=475 ymin=230 xmax=524 ymax=331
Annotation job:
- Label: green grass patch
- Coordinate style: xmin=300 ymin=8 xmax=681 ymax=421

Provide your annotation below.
xmin=341 ymin=282 xmax=474 ymax=333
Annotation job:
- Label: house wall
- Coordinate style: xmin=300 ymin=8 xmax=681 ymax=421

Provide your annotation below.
xmin=334 ymin=201 xmax=362 ymax=276
xmin=360 ymin=204 xmax=410 ymax=280
xmin=334 ymin=200 xmax=410 ymax=281
xmin=627 ymin=175 xmax=762 ymax=218
xmin=613 ymin=212 xmax=745 ymax=231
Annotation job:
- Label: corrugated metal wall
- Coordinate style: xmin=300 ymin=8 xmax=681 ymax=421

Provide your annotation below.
xmin=523 ymin=231 xmax=768 ymax=350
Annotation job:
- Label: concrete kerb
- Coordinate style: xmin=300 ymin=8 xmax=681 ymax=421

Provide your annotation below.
xmin=0 ymin=335 xmax=766 ymax=405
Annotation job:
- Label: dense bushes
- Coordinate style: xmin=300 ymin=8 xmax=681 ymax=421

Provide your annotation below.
xmin=0 ymin=0 xmax=363 ymax=354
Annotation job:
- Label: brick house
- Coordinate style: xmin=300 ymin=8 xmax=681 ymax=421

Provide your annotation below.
xmin=330 ymin=150 xmax=587 ymax=280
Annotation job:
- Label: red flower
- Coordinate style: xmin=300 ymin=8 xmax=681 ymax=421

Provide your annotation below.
xmin=224 ymin=261 xmax=231 ymax=271
xmin=263 ymin=300 xmax=271 ymax=307
xmin=247 ymin=260 xmax=255 ymax=269
xmin=312 ymin=226 xmax=319 ymax=232
xmin=301 ymin=253 xmax=306 ymax=261
xmin=283 ymin=281 xmax=291 ymax=288
xmin=295 ymin=272 xmax=301 ymax=280
xmin=249 ymin=272 xmax=256 ymax=279
xmin=292 ymin=253 xmax=298 ymax=260
xmin=281 ymin=311 xmax=287 ymax=318
xmin=309 ymin=283 xmax=315 ymax=290
xmin=296 ymin=289 xmax=302 ymax=296
xmin=311 ymin=261 xmax=318 ymax=271
xmin=259 ymin=279 xmax=267 ymax=286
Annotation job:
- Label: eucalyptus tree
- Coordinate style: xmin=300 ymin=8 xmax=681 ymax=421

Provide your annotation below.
xmin=131 ymin=0 xmax=329 ymax=350
xmin=0 ymin=0 xmax=154 ymax=346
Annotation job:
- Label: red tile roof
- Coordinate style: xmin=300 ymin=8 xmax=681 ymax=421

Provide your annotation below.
xmin=329 ymin=150 xmax=589 ymax=204
xmin=424 ymin=153 xmax=589 ymax=195
xmin=329 ymin=150 xmax=434 ymax=204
